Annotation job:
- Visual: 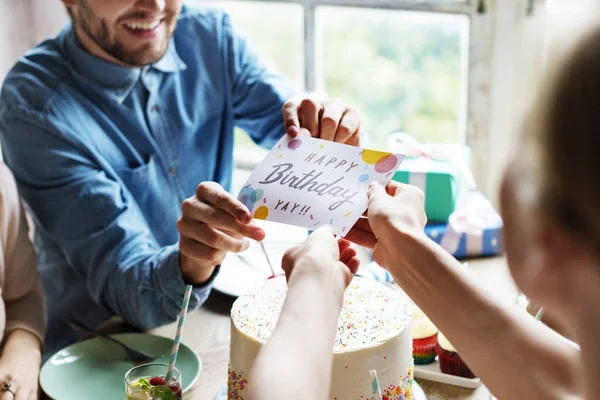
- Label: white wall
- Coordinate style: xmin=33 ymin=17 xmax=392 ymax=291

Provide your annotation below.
xmin=486 ymin=0 xmax=600 ymax=204
xmin=0 ymin=0 xmax=34 ymax=80
xmin=0 ymin=0 xmax=67 ymax=81
xmin=30 ymin=0 xmax=69 ymax=42
xmin=486 ymin=0 xmax=545 ymax=204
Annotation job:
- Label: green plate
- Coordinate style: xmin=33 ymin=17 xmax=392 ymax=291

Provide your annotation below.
xmin=40 ymin=333 xmax=201 ymax=400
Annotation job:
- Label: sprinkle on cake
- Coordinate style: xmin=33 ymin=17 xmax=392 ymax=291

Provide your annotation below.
xmin=231 ymin=277 xmax=412 ymax=351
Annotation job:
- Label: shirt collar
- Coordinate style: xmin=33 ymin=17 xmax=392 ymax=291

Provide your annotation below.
xmin=63 ymin=25 xmax=187 ymax=104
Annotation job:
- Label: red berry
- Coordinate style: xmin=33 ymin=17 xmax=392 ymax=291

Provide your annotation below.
xmin=149 ymin=376 xmax=166 ymax=386
xmin=168 ymin=382 xmax=182 ymax=395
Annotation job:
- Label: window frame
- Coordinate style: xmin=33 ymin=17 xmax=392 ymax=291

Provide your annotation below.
xmin=228 ymin=0 xmax=495 ymax=192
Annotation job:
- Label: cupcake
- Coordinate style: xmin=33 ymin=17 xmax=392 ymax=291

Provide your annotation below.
xmin=411 ymin=305 xmax=438 ymax=365
xmin=435 ymin=332 xmax=476 ymax=378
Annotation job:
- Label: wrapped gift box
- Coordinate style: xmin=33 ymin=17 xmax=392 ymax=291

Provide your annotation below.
xmin=389 ymin=133 xmax=475 ymax=222
xmin=425 ymin=191 xmax=504 ymax=258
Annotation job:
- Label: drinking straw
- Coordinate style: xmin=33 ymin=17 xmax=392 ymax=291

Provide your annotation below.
xmin=369 ymin=369 xmax=383 ymax=400
xmin=535 ymin=306 xmax=545 ymax=321
xmin=166 ymin=284 xmax=193 ymax=381
xmin=259 ymin=241 xmax=277 ymax=279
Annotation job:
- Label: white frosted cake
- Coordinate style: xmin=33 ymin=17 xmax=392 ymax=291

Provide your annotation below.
xmin=228 ymin=276 xmax=414 ymax=399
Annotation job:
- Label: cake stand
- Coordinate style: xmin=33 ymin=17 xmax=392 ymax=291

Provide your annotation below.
xmin=214 ymin=382 xmax=427 ymax=399
xmin=413 ymin=380 xmax=427 ymax=399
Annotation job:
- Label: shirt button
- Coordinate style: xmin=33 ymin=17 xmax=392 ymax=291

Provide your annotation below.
xmin=168 ymin=166 xmax=176 ymax=175
xmin=151 ymin=105 xmax=159 ymax=114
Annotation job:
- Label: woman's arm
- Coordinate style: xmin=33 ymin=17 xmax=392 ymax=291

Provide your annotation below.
xmin=248 ymin=228 xmax=359 ymax=400
xmin=0 ymin=164 xmax=44 ymax=399
xmin=0 ymin=328 xmax=43 ymax=392
xmin=0 ymin=163 xmax=45 ymax=345
xmin=391 ymin=232 xmax=579 ymax=400
xmin=250 ymin=270 xmax=345 ymax=400
xmin=349 ymin=182 xmax=580 ymax=400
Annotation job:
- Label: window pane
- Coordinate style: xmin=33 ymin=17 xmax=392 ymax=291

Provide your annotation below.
xmin=199 ymin=1 xmax=304 ymax=154
xmin=215 ymin=1 xmax=304 ymax=85
xmin=317 ymin=7 xmax=468 ymax=149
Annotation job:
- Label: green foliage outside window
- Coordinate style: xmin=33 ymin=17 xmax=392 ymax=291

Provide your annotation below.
xmin=211 ymin=1 xmax=467 ymax=151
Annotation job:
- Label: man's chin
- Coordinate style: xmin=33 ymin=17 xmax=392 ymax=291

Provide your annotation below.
xmin=118 ymin=47 xmax=169 ymax=67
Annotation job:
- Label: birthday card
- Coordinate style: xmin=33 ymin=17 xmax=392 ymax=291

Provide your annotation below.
xmin=237 ymin=134 xmax=404 ymax=237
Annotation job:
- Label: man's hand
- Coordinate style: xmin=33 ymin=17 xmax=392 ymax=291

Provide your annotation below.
xmin=283 ymin=91 xmax=361 ymax=146
xmin=282 ymin=226 xmax=360 ymax=290
xmin=177 ymin=182 xmax=265 ymax=285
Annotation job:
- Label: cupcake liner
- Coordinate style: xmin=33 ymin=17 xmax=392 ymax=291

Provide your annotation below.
xmin=413 ymin=352 xmax=437 ymax=365
xmin=435 ymin=343 xmax=476 ymax=379
xmin=412 ymin=333 xmax=438 ymax=365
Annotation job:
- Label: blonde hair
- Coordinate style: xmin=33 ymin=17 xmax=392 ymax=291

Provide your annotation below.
xmin=531 ymin=24 xmax=600 ymax=250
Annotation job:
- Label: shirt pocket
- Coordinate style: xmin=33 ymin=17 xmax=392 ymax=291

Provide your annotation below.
xmin=113 ymin=155 xmax=179 ymax=245
xmin=114 ymin=155 xmax=158 ymax=207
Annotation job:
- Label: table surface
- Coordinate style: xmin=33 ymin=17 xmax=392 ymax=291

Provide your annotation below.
xmin=148 ymin=256 xmax=516 ymax=400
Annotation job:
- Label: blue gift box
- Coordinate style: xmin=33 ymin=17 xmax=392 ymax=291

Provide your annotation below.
xmin=424 ymin=191 xmax=504 ymax=258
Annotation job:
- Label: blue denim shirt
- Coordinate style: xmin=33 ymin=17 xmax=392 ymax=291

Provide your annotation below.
xmin=0 ymin=5 xmax=295 ymax=356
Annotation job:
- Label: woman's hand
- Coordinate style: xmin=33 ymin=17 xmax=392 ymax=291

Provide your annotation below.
xmin=282 ymin=226 xmax=360 ymax=290
xmin=0 ymin=329 xmax=42 ymax=400
xmin=250 ymin=227 xmax=361 ymax=400
xmin=346 ymin=181 xmax=427 ymax=269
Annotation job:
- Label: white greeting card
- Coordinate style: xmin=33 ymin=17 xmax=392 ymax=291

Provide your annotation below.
xmin=237 ymin=134 xmax=404 ymax=237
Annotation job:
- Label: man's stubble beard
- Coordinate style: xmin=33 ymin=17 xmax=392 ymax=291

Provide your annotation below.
xmin=76 ymin=1 xmax=174 ymax=67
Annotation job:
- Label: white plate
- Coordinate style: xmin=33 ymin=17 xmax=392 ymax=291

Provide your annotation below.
xmin=213 ymin=252 xmax=267 ymax=297
xmin=415 ymin=360 xmax=481 ymax=389
xmin=213 ymin=239 xmax=300 ymax=297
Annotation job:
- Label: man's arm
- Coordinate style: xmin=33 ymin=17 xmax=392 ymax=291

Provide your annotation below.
xmin=0 ymin=111 xmax=215 ymax=330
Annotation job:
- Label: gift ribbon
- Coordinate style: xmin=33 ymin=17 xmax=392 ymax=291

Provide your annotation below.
xmin=440 ymin=192 xmax=502 ymax=256
xmin=387 ymin=132 xmax=476 ymax=190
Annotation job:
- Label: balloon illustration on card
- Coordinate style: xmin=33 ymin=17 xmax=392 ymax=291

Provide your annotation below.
xmin=237 ymin=134 xmax=404 ymax=236
xmin=287 ymin=139 xmax=302 ymax=150
xmin=362 ymin=150 xmax=400 ymax=173
xmin=253 ymin=206 xmax=269 ymax=220
xmin=239 ymin=185 xmax=262 ymax=210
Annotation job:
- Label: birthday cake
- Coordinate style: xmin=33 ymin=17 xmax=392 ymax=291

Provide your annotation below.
xmin=228 ymin=276 xmax=414 ymax=399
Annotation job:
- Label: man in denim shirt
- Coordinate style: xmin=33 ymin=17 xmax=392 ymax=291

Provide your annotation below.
xmin=0 ymin=0 xmax=363 ymax=356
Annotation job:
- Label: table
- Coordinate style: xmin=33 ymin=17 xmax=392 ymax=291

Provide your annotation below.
xmin=149 ymin=256 xmax=517 ymax=400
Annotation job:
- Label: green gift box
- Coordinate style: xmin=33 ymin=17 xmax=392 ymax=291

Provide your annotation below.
xmin=389 ymin=133 xmax=474 ymax=222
